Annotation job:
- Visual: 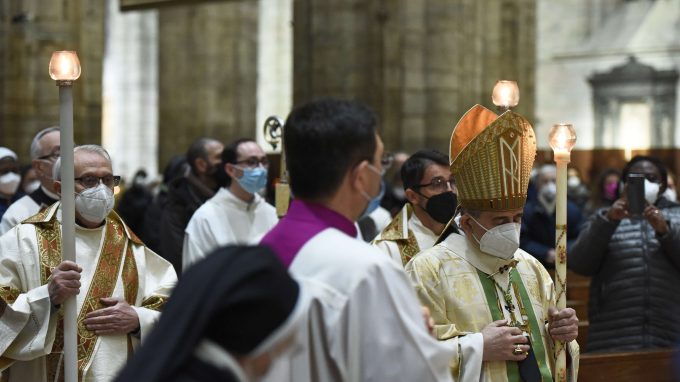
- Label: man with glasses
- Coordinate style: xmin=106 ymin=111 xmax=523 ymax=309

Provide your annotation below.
xmin=373 ymin=149 xmax=459 ymax=266
xmin=182 ymin=138 xmax=277 ymax=271
xmin=0 ymin=127 xmax=61 ymax=234
xmin=0 ymin=144 xmax=177 ymax=381
xmin=260 ymin=99 xmax=454 ymax=381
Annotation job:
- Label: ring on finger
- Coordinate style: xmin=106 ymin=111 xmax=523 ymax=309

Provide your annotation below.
xmin=512 ymin=344 xmax=524 ymax=356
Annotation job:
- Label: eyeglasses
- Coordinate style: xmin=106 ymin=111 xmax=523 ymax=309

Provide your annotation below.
xmin=75 ymin=175 xmax=121 ymax=188
xmin=37 ymin=151 xmax=60 ymax=162
xmin=413 ymin=177 xmax=455 ymax=193
xmin=381 ymin=152 xmax=394 ymax=169
xmin=236 ymin=156 xmax=269 ymax=168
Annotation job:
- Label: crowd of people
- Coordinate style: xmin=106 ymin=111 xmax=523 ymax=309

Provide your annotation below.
xmin=0 ymin=97 xmax=678 ymax=381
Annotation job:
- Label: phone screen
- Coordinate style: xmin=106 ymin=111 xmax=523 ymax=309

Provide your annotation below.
xmin=627 ymin=174 xmax=645 ymax=218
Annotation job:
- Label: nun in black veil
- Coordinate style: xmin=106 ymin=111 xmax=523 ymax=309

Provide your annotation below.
xmin=115 ymin=245 xmax=308 ymax=382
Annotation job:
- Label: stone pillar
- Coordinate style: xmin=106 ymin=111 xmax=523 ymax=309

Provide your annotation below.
xmin=292 ymin=0 xmax=535 ymax=154
xmin=157 ymin=1 xmax=259 ymax=168
xmin=255 ymin=0 xmax=293 ymax=154
xmin=102 ymin=0 xmax=159 ymax=179
xmin=0 ymin=0 xmax=104 ymax=161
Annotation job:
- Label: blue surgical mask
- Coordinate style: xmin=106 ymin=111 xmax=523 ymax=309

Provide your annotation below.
xmin=359 ymin=164 xmax=385 ymax=219
xmin=236 ymin=167 xmax=268 ymax=194
xmin=361 ymin=181 xmax=385 ymax=219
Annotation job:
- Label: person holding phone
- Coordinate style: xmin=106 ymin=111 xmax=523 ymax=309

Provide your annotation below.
xmin=570 ymin=155 xmax=680 ymax=353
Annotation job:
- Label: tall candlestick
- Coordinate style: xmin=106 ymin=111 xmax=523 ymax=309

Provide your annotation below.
xmin=548 ymin=123 xmax=576 ymax=382
xmin=50 ymin=50 xmax=81 ymax=382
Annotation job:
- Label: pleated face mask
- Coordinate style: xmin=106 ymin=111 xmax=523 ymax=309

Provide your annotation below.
xmin=75 ymin=183 xmax=114 ymax=223
xmin=644 ymin=179 xmax=660 ymax=205
xmin=469 ymin=215 xmax=520 ymax=260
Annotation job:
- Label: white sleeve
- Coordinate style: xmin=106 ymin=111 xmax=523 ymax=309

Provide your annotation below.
xmin=406 ymin=254 xmax=484 ymax=381
xmin=181 ymin=232 xmax=205 ymax=272
xmin=0 ymin=208 xmax=21 ymax=236
xmin=0 ymin=228 xmax=59 ymax=362
xmin=133 ymin=245 xmax=177 ymax=341
xmin=336 ymin=261 xmax=455 ymax=381
xmin=0 ymin=215 xmax=13 ymax=235
xmin=371 ymin=240 xmax=404 ymax=266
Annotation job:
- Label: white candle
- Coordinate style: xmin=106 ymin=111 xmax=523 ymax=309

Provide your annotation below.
xmin=50 ymin=50 xmax=81 ymax=382
xmin=548 ymin=123 xmax=576 ymax=382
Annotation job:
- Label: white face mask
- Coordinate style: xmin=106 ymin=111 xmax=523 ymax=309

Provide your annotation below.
xmin=567 ymin=176 xmax=581 ymax=188
xmin=392 ymin=186 xmax=406 ymax=201
xmin=24 ymin=180 xmax=40 ymax=194
xmin=644 ymin=179 xmax=660 ymax=205
xmin=663 ymin=187 xmax=677 ymax=203
xmin=75 ymin=183 xmax=115 ymax=223
xmin=0 ymin=172 xmax=20 ymax=196
xmin=538 ymin=182 xmax=557 ymax=214
xmin=469 ymin=215 xmax=521 ymax=259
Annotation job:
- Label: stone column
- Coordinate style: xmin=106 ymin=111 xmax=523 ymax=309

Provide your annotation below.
xmin=157 ymin=0 xmax=259 ymax=168
xmin=292 ymin=0 xmax=535 ymax=155
xmin=102 ymin=0 xmax=159 ymax=179
xmin=0 ymin=0 xmax=104 ymax=160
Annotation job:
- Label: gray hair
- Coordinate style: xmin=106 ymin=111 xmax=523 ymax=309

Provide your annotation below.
xmin=29 ymin=126 xmax=60 ymax=160
xmin=53 ymin=144 xmax=112 ymax=181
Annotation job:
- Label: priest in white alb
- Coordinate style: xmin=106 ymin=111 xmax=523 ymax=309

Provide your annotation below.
xmin=261 ymin=99 xmax=454 ymax=381
xmin=0 ymin=145 xmax=177 ymax=382
xmin=406 ymin=105 xmax=580 ymax=381
xmin=182 ymin=138 xmax=277 ymax=271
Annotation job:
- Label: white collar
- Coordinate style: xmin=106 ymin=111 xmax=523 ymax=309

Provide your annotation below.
xmin=194 ymin=340 xmax=249 ymax=382
xmin=41 ymin=185 xmax=60 ymax=200
xmin=219 ymin=187 xmax=261 ymax=210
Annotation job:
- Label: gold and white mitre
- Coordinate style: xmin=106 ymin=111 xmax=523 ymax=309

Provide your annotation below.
xmin=449 ymin=104 xmax=536 ymax=211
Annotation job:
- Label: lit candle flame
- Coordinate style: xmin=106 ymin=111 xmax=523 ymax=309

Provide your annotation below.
xmin=549 ymin=123 xmax=577 ymax=153
xmin=492 ymin=80 xmax=520 ymax=108
xmin=49 ymin=51 xmax=81 ymax=81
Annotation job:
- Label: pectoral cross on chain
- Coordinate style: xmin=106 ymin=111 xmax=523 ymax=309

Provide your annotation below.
xmin=503 ymin=292 xmax=515 ymax=313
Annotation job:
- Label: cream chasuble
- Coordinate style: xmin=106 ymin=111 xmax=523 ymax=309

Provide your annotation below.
xmin=406 ymin=233 xmax=579 ymax=382
xmin=372 ymin=204 xmax=439 ymax=266
xmin=182 ymin=188 xmax=278 ymax=271
xmin=0 ymin=203 xmax=177 ymax=382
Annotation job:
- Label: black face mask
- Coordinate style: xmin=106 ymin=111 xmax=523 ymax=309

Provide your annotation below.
xmin=207 ymin=162 xmax=228 ymax=189
xmin=418 ymin=191 xmax=458 ymax=224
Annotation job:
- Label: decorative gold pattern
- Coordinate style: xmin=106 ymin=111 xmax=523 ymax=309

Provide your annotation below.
xmin=450 ymin=109 xmax=536 ymax=211
xmin=75 ymin=218 xmax=128 ymax=374
xmin=45 ymin=350 xmax=63 ymax=382
xmin=373 ymin=205 xmax=422 ymax=265
xmin=140 ymin=295 xmax=168 ymax=312
xmin=452 ymin=276 xmax=476 ymax=305
xmin=122 ymin=245 xmax=139 ymax=305
xmin=396 ymin=232 xmax=420 ymax=266
xmin=32 ymin=204 xmax=66 ymax=382
xmin=26 ymin=203 xmax=140 ymax=380
xmin=0 ymin=286 xmax=20 ymax=305
xmin=407 ymin=239 xmax=581 ymax=380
